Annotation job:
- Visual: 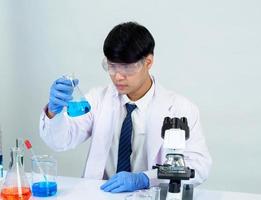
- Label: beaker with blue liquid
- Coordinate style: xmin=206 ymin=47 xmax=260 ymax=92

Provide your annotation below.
xmin=65 ymin=75 xmax=91 ymax=117
xmin=31 ymin=155 xmax=57 ymax=197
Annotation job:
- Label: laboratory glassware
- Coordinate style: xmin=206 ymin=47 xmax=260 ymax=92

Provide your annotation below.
xmin=149 ymin=186 xmax=161 ymax=200
xmin=31 ymin=155 xmax=57 ymax=197
xmin=9 ymin=139 xmax=24 ymax=170
xmin=65 ymin=75 xmax=91 ymax=117
xmin=125 ymin=190 xmax=153 ymax=200
xmin=125 ymin=187 xmax=161 ymax=200
xmin=0 ymin=125 xmax=3 ymax=178
xmin=1 ymin=146 xmax=31 ymax=200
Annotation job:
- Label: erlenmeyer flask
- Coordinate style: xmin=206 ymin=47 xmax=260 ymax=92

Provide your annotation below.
xmin=66 ymin=75 xmax=91 ymax=117
xmin=1 ymin=147 xmax=31 ymax=200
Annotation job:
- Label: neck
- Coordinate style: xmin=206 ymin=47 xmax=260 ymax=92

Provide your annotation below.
xmin=127 ymin=76 xmax=152 ymax=101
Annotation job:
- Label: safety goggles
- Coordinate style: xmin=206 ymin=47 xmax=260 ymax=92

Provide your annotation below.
xmin=102 ymin=57 xmax=144 ymax=76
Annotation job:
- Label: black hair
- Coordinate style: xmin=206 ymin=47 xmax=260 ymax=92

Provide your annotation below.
xmin=103 ymin=22 xmax=155 ymax=63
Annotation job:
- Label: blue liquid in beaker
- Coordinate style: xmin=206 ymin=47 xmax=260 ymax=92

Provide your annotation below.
xmin=67 ymin=100 xmax=91 ymax=117
xmin=32 ymin=181 xmax=57 ymax=197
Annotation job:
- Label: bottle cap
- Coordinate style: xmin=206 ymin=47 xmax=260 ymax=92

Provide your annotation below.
xmin=24 ymin=139 xmax=32 ymax=149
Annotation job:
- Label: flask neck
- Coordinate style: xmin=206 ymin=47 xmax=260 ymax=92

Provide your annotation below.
xmin=10 ymin=147 xmax=23 ymax=169
xmin=72 ymin=85 xmax=86 ymax=101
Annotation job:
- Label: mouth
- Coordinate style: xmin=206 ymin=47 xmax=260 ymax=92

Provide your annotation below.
xmin=115 ymin=84 xmax=127 ymax=91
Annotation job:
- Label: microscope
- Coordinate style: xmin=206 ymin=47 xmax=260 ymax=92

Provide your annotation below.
xmin=153 ymin=117 xmax=195 ymax=200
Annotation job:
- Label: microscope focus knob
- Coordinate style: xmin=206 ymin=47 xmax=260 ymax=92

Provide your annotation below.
xmin=190 ymin=169 xmax=195 ymax=178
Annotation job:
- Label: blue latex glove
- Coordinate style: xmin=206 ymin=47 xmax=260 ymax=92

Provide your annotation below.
xmin=48 ymin=77 xmax=79 ymax=114
xmin=100 ymin=172 xmax=149 ymax=193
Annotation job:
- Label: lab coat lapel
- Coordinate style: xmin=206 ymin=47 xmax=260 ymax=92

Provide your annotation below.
xmin=146 ymin=83 xmax=173 ymax=168
xmin=84 ymin=86 xmax=120 ymax=179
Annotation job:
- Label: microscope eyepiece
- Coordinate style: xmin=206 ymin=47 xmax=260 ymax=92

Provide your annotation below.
xmin=161 ymin=117 xmax=189 ymax=139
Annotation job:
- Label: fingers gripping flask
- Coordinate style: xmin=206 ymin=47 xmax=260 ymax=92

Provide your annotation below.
xmin=1 ymin=142 xmax=31 ymax=200
xmin=66 ymin=75 xmax=91 ymax=117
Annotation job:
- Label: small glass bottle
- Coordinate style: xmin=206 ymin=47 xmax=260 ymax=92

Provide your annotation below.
xmin=65 ymin=75 xmax=91 ymax=117
xmin=1 ymin=145 xmax=31 ymax=200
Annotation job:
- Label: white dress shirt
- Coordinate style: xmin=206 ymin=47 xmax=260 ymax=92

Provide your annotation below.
xmin=104 ymin=82 xmax=155 ymax=179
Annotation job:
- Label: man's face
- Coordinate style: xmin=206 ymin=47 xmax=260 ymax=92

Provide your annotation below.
xmin=109 ymin=55 xmax=153 ymax=100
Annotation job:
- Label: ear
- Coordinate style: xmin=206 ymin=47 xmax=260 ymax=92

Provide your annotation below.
xmin=144 ymin=54 xmax=154 ymax=70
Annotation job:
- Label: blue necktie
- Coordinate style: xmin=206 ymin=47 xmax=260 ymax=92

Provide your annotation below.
xmin=116 ymin=103 xmax=137 ymax=172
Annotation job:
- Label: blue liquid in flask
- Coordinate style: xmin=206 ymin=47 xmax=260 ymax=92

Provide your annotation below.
xmin=67 ymin=100 xmax=91 ymax=117
xmin=32 ymin=181 xmax=57 ymax=197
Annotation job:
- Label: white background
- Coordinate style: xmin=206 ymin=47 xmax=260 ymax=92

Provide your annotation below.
xmin=0 ymin=0 xmax=260 ymax=194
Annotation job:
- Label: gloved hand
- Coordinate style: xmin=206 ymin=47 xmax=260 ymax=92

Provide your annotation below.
xmin=100 ymin=172 xmax=149 ymax=193
xmin=48 ymin=77 xmax=79 ymax=114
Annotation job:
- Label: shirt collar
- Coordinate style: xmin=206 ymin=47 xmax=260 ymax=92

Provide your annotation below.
xmin=121 ymin=78 xmax=155 ymax=111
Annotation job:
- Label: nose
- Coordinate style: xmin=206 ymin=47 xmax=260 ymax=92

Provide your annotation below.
xmin=114 ymin=71 xmax=125 ymax=81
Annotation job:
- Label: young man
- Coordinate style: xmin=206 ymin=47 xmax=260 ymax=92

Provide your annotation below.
xmin=40 ymin=22 xmax=212 ymax=193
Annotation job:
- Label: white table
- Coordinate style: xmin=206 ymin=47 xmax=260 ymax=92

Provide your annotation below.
xmin=31 ymin=176 xmax=261 ymax=200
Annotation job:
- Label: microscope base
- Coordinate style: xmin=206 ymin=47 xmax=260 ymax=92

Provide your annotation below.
xmin=159 ymin=183 xmax=193 ymax=200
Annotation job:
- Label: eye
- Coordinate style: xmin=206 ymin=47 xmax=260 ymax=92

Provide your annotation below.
xmin=124 ymin=64 xmax=134 ymax=70
xmin=108 ymin=64 xmax=115 ymax=68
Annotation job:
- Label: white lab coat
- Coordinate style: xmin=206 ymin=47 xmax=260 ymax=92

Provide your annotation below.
xmin=39 ymin=78 xmax=212 ymax=186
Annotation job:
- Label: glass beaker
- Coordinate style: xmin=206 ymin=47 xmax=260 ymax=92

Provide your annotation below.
xmin=64 ymin=74 xmax=91 ymax=117
xmin=31 ymin=155 xmax=57 ymax=197
xmin=125 ymin=190 xmax=152 ymax=200
xmin=1 ymin=147 xmax=31 ymax=200
xmin=149 ymin=186 xmax=161 ymax=200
